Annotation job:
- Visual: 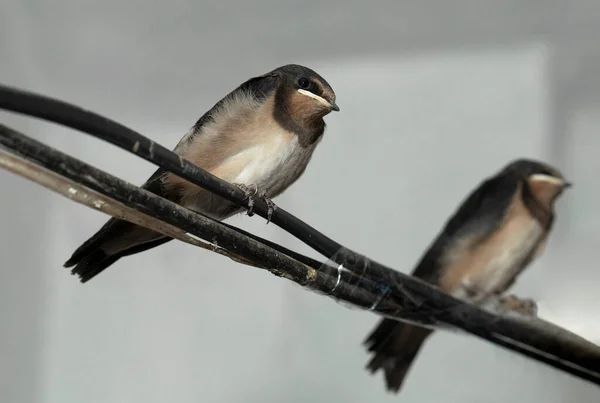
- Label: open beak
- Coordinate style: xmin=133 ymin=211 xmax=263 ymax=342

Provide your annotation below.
xmin=298 ymin=89 xmax=340 ymax=112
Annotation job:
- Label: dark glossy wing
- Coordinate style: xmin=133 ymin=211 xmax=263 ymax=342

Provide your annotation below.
xmin=411 ymin=172 xmax=521 ymax=281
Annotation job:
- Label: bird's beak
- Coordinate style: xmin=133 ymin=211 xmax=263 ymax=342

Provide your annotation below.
xmin=298 ymin=89 xmax=340 ymax=112
xmin=563 ymin=181 xmax=573 ymax=189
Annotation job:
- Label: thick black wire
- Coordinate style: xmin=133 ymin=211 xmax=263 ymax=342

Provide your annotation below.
xmin=1 ymin=85 xmax=600 ymax=385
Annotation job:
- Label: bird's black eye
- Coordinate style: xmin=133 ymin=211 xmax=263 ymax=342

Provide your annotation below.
xmin=298 ymin=77 xmax=310 ymax=89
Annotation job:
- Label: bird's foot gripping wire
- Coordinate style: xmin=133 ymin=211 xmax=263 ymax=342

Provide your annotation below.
xmin=494 ymin=294 xmax=538 ymax=319
xmin=455 ymin=281 xmax=537 ymax=319
xmin=478 ymin=293 xmax=538 ymax=319
xmin=233 ymin=183 xmax=259 ymax=216
xmin=257 ymin=190 xmax=277 ymax=224
xmin=232 ymin=184 xmax=277 ymax=222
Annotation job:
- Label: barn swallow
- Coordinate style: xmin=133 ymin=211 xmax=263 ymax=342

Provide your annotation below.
xmin=363 ymin=158 xmax=571 ymax=393
xmin=64 ymin=64 xmax=339 ymax=282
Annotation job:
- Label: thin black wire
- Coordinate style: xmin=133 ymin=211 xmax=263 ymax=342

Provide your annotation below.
xmin=0 ymin=84 xmax=345 ymax=260
xmin=1 ymin=86 xmax=600 ymax=385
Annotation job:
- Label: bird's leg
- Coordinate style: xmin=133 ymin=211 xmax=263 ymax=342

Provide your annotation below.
xmin=233 ymin=183 xmax=259 ymax=216
xmin=257 ymin=190 xmax=278 ymax=224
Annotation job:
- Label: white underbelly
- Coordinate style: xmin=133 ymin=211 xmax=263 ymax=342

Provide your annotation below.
xmin=229 ymin=136 xmax=314 ymax=196
xmin=475 ymin=218 xmax=544 ymax=294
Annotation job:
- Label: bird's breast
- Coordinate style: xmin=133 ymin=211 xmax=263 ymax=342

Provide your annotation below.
xmin=227 ymin=132 xmax=316 ymax=197
xmin=472 ymin=216 xmax=544 ymax=293
xmin=170 ymin=93 xmax=321 ymax=216
xmin=440 ymin=207 xmax=546 ymax=298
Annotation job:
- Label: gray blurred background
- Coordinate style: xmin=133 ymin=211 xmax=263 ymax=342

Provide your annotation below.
xmin=1 ymin=1 xmax=599 ymax=402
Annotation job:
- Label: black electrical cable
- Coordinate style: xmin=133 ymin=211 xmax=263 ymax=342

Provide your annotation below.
xmin=0 ymin=84 xmax=345 ymax=260
xmin=1 ymin=85 xmax=600 ymax=386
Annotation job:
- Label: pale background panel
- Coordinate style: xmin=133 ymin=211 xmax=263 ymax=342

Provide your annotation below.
xmin=1 ymin=1 xmax=599 ymax=402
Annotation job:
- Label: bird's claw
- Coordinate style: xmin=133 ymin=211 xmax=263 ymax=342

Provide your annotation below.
xmin=480 ymin=294 xmax=537 ymax=319
xmin=233 ymin=183 xmax=259 ymax=216
xmin=232 ymin=184 xmax=277 ymax=221
xmin=258 ymin=190 xmax=278 ymax=224
xmin=234 ymin=183 xmax=259 ymax=198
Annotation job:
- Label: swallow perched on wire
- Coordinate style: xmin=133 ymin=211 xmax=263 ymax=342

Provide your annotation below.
xmin=64 ymin=64 xmax=339 ymax=283
xmin=364 ymin=158 xmax=572 ymax=393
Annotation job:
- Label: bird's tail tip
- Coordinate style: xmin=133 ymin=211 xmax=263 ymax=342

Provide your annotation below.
xmin=363 ymin=319 xmax=432 ymax=393
xmin=63 ymin=256 xmax=77 ymax=268
xmin=64 ymin=249 xmax=118 ymax=283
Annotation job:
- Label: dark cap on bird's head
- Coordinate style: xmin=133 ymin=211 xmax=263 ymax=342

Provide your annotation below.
xmin=502 ymin=158 xmax=572 ymax=208
xmin=268 ymin=64 xmax=339 ymax=113
xmin=502 ymin=158 xmax=572 ymax=188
